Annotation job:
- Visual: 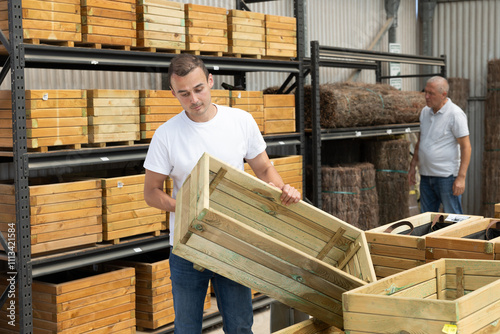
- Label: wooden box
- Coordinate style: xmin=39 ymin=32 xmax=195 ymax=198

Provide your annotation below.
xmin=265 ymin=15 xmax=297 ymax=59
xmin=229 ymin=90 xmax=264 ymax=132
xmin=185 ymin=3 xmax=228 ymax=54
xmin=0 ymin=0 xmax=82 ymax=49
xmin=227 ymin=9 xmax=265 ymax=57
xmin=0 ymin=90 xmax=88 ymax=152
xmin=136 ymin=0 xmax=185 ymax=52
xmin=263 ymin=94 xmax=296 ymax=134
xmin=274 ymin=318 xmax=344 ymax=334
xmin=101 ymin=173 xmax=167 ymax=244
xmin=173 ymin=153 xmax=376 ymax=328
xmin=366 ymin=212 xmax=482 ymax=279
xmin=81 ymin=0 xmax=136 ymax=49
xmin=426 ymin=217 xmax=500 ymax=261
xmin=343 ymin=258 xmax=500 ymax=333
xmin=87 ymin=89 xmax=140 ymax=145
xmin=0 ymin=179 xmax=102 ymax=255
xmin=32 ymin=265 xmax=136 ymax=333
xmin=244 ymin=155 xmax=303 ymax=197
xmin=139 ymin=90 xmax=182 ymax=141
xmin=112 ymin=249 xmax=211 ymax=330
xmin=211 ymin=89 xmax=230 ymax=106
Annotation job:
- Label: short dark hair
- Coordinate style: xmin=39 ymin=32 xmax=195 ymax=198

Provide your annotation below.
xmin=167 ymin=54 xmax=209 ymax=88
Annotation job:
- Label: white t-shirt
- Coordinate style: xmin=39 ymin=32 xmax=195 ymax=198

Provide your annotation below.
xmin=418 ymin=98 xmax=469 ymax=177
xmin=143 ymin=104 xmax=267 ymax=245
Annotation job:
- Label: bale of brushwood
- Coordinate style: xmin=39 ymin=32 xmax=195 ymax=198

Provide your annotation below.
xmin=363 ymin=139 xmax=410 ymax=227
xmin=303 ymin=82 xmax=425 ymax=129
xmin=481 ymin=59 xmax=500 ymax=217
xmin=448 ymin=77 xmax=470 ymax=112
xmin=356 ymin=162 xmax=379 ymax=230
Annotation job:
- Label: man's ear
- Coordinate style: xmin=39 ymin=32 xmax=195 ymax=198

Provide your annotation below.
xmin=208 ymin=73 xmax=214 ymax=89
xmin=170 ymin=87 xmax=176 ymax=97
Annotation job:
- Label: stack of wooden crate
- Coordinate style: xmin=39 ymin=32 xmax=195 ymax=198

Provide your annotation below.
xmin=0 ymin=0 xmax=82 ymax=48
xmin=139 ymin=90 xmax=182 ymax=141
xmin=101 ymin=174 xmax=167 ymax=244
xmin=227 ymin=9 xmax=265 ymax=58
xmin=136 ymin=0 xmax=185 ymax=52
xmin=0 ymin=179 xmax=102 ymax=255
xmin=81 ymin=0 xmax=136 ymax=49
xmin=87 ymin=89 xmax=140 ymax=146
xmin=112 ymin=249 xmax=211 ymax=330
xmin=211 ymin=89 xmax=230 ymax=106
xmin=0 ymin=90 xmax=88 ymax=152
xmin=31 ymin=266 xmax=136 ymax=333
xmin=230 ymin=90 xmax=264 ymax=132
xmin=263 ymin=94 xmax=296 ymax=134
xmin=265 ymin=15 xmax=297 ymax=59
xmin=185 ymin=3 xmax=228 ymax=54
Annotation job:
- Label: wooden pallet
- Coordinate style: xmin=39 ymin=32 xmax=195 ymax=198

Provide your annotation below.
xmin=173 ymin=153 xmax=375 ymax=328
xmin=185 ymin=3 xmax=228 ymax=54
xmin=229 ymin=90 xmax=264 ymax=132
xmin=31 ymin=265 xmax=136 ymax=333
xmin=263 ymin=94 xmax=296 ymax=134
xmin=101 ymin=173 xmax=168 ymax=244
xmin=227 ymin=9 xmax=265 ymax=58
xmin=366 ymin=212 xmax=483 ymax=279
xmin=343 ymin=258 xmax=500 ymax=333
xmin=265 ymin=14 xmax=297 ymax=59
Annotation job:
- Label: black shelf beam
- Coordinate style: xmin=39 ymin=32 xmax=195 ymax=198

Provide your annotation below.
xmin=313 ymin=123 xmax=420 ymax=141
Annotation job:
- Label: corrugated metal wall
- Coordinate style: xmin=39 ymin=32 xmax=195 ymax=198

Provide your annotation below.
xmin=433 ymin=0 xmax=500 ymax=215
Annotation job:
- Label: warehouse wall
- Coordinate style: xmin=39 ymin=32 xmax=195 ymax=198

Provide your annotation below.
xmin=432 ymin=0 xmax=500 ymax=215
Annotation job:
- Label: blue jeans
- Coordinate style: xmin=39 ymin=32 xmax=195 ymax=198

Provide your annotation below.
xmin=169 ymin=250 xmax=253 ymax=334
xmin=420 ymin=175 xmax=463 ymax=214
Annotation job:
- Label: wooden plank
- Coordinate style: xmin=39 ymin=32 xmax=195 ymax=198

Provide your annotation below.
xmin=265 ymin=15 xmax=297 ymax=24
xmin=138 ymin=7 xmax=184 ymax=20
xmin=22 ymin=8 xmax=80 ymax=23
xmin=264 ymin=94 xmax=295 ymax=107
xmin=82 ymin=25 xmax=136 ymax=38
xmin=88 ymin=115 xmax=139 ymax=125
xmin=22 ymin=0 xmax=80 ymax=14
xmin=185 ymin=19 xmax=227 ymax=30
xmin=27 ymin=126 xmax=86 ymax=138
xmin=137 ymin=22 xmax=185 ymax=35
xmin=27 ymin=108 xmax=86 ymax=118
xmin=81 ymin=7 xmax=136 ymax=21
xmin=184 ymin=3 xmax=227 ymax=15
xmin=88 ymin=98 xmax=139 ymax=107
xmin=26 ymin=99 xmax=86 ymax=109
xmin=88 ymin=106 xmax=138 ymax=116
xmin=30 ymin=197 xmax=101 ymax=215
xmin=82 ymin=0 xmax=135 ymax=12
xmin=29 ymin=180 xmax=101 ymax=196
xmin=82 ymin=15 xmax=136 ymax=29
xmin=264 ymin=120 xmax=296 ymax=134
xmin=31 ymin=207 xmax=102 ymax=225
xmin=28 ymin=117 xmax=87 ymax=128
xmin=138 ymin=0 xmax=183 ymax=10
xmin=228 ymin=9 xmax=265 ymax=20
xmin=26 ymin=90 xmax=85 ymax=99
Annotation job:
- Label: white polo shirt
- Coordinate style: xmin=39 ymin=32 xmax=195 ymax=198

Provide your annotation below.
xmin=418 ymin=98 xmax=469 ymax=177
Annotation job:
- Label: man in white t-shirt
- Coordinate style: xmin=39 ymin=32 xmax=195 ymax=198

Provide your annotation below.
xmin=143 ymin=54 xmax=301 ymax=334
xmin=408 ymin=76 xmax=471 ymax=214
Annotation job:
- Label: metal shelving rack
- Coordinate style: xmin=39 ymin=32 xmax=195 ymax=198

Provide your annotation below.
xmin=0 ymin=1 xmax=306 ymax=332
xmin=305 ymin=40 xmax=447 ymax=208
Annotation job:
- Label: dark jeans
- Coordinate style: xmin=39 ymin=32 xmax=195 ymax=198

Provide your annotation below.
xmin=420 ymin=175 xmax=463 ymax=214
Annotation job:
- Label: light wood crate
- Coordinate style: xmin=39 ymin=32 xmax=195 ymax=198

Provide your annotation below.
xmin=343 ymin=258 xmax=500 ymax=333
xmin=87 ymin=89 xmax=140 ymax=145
xmin=0 ymin=90 xmax=88 ymax=152
xmin=112 ymin=249 xmax=210 ymax=330
xmin=185 ymin=3 xmax=228 ymax=54
xmin=426 ymin=217 xmax=500 ymax=262
xmin=139 ymin=90 xmax=181 ymax=141
xmin=173 ymin=153 xmax=375 ymax=328
xmin=101 ymin=173 xmax=167 ymax=244
xmin=263 ymin=94 xmax=296 ymax=134
xmin=274 ymin=318 xmax=344 ymax=334
xmin=0 ymin=0 xmax=82 ymax=49
xmin=31 ymin=265 xmax=136 ymax=333
xmin=229 ymin=90 xmax=264 ymax=132
xmin=211 ymin=89 xmax=230 ymax=106
xmin=0 ymin=179 xmax=102 ymax=255
xmin=227 ymin=9 xmax=265 ymax=57
xmin=265 ymin=15 xmax=297 ymax=58
xmin=136 ymin=0 xmax=185 ymax=51
xmin=81 ymin=0 xmax=136 ymax=48
xmin=366 ymin=212 xmax=483 ymax=279
xmin=244 ymin=155 xmax=303 ymax=197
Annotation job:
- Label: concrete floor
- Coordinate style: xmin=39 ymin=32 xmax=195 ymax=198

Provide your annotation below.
xmin=202 ymin=305 xmax=271 ymax=334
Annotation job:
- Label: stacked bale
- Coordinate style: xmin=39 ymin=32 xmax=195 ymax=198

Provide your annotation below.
xmin=303 ymin=82 xmax=425 ymax=129
xmin=448 ymin=77 xmax=470 ymax=112
xmin=481 ymin=59 xmax=500 ymax=217
xmin=355 ymin=162 xmax=379 ymax=230
xmin=363 ymin=139 xmax=410 ymax=226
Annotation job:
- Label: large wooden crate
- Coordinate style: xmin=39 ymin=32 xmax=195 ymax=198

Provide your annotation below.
xmin=244 ymin=155 xmax=303 ymax=197
xmin=112 ymin=249 xmax=211 ymax=330
xmin=87 ymin=89 xmax=140 ymax=145
xmin=366 ymin=212 xmax=482 ymax=279
xmin=136 ymin=0 xmax=185 ymax=52
xmin=0 ymin=179 xmax=102 ymax=255
xmin=101 ymin=173 xmax=167 ymax=244
xmin=0 ymin=0 xmax=82 ymax=49
xmin=173 ymin=153 xmax=376 ymax=328
xmin=0 ymin=90 xmax=88 ymax=152
xmin=185 ymin=3 xmax=228 ymax=54
xmin=274 ymin=318 xmax=344 ymax=334
xmin=139 ymin=90 xmax=182 ymax=141
xmin=211 ymin=89 xmax=230 ymax=106
xmin=343 ymin=258 xmax=500 ymax=333
xmin=265 ymin=14 xmax=297 ymax=59
xmin=263 ymin=94 xmax=296 ymax=135
xmin=227 ymin=9 xmax=265 ymax=57
xmin=81 ymin=0 xmax=136 ymax=49
xmin=425 ymin=217 xmax=500 ymax=261
xmin=230 ymin=90 xmax=264 ymax=132
xmin=32 ymin=265 xmax=136 ymax=333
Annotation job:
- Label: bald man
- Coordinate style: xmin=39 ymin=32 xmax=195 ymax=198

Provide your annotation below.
xmin=408 ymin=76 xmax=471 ymax=214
